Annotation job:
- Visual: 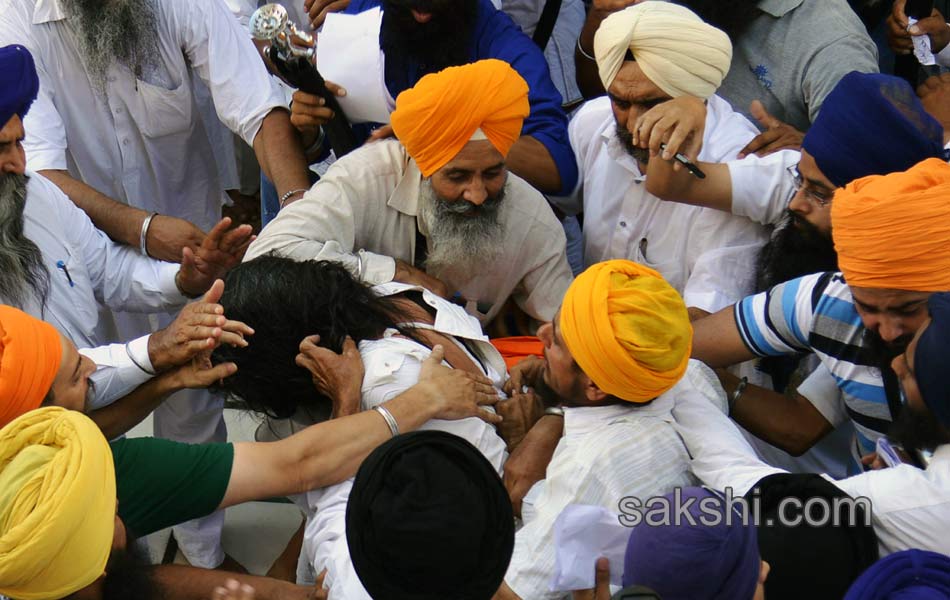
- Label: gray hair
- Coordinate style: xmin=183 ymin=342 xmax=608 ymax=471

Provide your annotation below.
xmin=0 ymin=173 xmax=49 ymax=310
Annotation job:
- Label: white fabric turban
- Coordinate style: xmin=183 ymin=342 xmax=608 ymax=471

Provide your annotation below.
xmin=594 ymin=2 xmax=733 ymax=99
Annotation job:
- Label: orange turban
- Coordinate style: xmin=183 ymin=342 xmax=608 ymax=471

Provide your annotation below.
xmin=0 ymin=306 xmax=62 ymax=429
xmin=832 ymin=158 xmax=950 ymax=292
xmin=559 ymin=260 xmax=692 ymax=403
xmin=390 ymin=59 xmax=530 ymax=178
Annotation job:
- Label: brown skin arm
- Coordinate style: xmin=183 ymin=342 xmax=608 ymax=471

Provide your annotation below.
xmin=645 ymin=156 xmax=734 ymax=212
xmin=690 ymin=304 xmax=757 ymax=368
xmin=147 ymin=566 xmax=320 ymax=600
xmin=251 ymin=109 xmax=313 ymax=204
xmin=504 ymin=414 xmax=564 ymax=519
xmin=494 ymin=583 xmax=523 ymax=600
xmin=718 ymin=370 xmax=834 ymax=456
xmin=506 ymin=136 xmax=562 ymax=194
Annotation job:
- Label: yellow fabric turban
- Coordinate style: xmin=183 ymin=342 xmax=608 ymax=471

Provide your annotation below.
xmin=594 ymin=2 xmax=733 ymax=98
xmin=390 ymin=59 xmax=530 ymax=177
xmin=560 ymin=260 xmax=692 ymax=402
xmin=0 ymin=305 xmax=62 ymax=429
xmin=0 ymin=407 xmax=116 ymax=600
xmin=832 ymin=158 xmax=950 ymax=292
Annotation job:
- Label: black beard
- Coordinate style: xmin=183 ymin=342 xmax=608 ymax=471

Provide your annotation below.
xmin=755 ymin=210 xmax=838 ymax=291
xmin=381 ymin=0 xmax=478 ymax=74
xmin=0 ymin=172 xmax=49 ymax=310
xmin=615 ymin=123 xmax=650 ymax=164
xmin=670 ymin=0 xmax=762 ymax=39
xmin=102 ymin=545 xmax=157 ymax=600
xmin=862 ymin=328 xmax=914 ymax=367
xmin=889 ymin=402 xmax=950 ymax=456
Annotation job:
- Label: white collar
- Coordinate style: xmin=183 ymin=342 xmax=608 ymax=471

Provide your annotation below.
xmin=563 ymin=393 xmax=675 ymax=436
xmin=370 ymin=281 xmax=488 ymax=342
xmin=33 ymin=0 xmax=68 ymax=25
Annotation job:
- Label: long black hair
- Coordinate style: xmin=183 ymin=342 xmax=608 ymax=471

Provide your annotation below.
xmin=212 ymin=255 xmax=420 ymax=419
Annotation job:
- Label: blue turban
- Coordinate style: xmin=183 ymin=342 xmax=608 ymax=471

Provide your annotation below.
xmin=802 ymin=71 xmax=947 ymax=188
xmin=622 ymin=487 xmax=760 ymax=600
xmin=0 ymin=45 xmax=39 ymax=128
xmin=916 ymin=293 xmax=950 ymax=429
xmin=844 ymin=550 xmax=950 ymax=600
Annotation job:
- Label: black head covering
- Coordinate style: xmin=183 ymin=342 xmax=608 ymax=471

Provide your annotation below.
xmin=346 ymin=431 xmax=514 ymax=600
xmin=746 ymin=473 xmax=879 ymax=600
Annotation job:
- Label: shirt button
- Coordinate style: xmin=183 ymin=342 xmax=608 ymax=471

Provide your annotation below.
xmin=122 ymin=139 xmax=130 ymax=146
xmin=114 ymin=107 xmax=123 ymax=114
xmin=619 ymin=221 xmax=627 ymax=228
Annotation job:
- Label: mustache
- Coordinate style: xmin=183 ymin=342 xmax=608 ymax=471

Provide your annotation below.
xmin=435 ymin=191 xmax=503 ymax=216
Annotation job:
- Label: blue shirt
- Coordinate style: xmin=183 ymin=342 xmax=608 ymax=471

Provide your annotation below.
xmin=345 ymin=0 xmax=577 ymax=194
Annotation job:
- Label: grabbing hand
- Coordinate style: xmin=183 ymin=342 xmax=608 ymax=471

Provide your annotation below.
xmin=290 ymin=86 xmax=347 ymax=137
xmin=163 ymin=350 xmax=238 ymax=391
xmin=887 ymin=0 xmax=950 ymax=55
xmin=633 ymin=96 xmax=706 ymax=165
xmin=305 ymin=0 xmax=350 ymax=29
xmin=737 ymin=101 xmax=805 ymax=158
xmin=393 ymin=259 xmax=451 ymax=299
xmin=145 ymin=214 xmax=206 ymax=264
xmin=503 ymin=355 xmax=546 ymax=397
xmin=366 ymin=124 xmax=396 ymax=143
xmin=296 ymin=335 xmax=364 ymax=417
xmin=504 ymin=414 xmax=563 ymax=517
xmin=212 ymin=580 xmax=255 ymax=600
xmin=417 ymin=345 xmax=502 ymax=424
xmin=176 ymin=217 xmax=255 ymax=297
xmin=918 ymin=73 xmax=950 ymax=140
xmin=147 ymin=280 xmax=254 ymax=372
xmin=571 ymin=558 xmax=612 ymax=600
xmin=496 ymin=389 xmax=546 ymax=451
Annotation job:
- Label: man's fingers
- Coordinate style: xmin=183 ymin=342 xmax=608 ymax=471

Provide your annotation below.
xmin=324 ymin=80 xmax=347 ymax=97
xmin=299 ymin=334 xmax=322 ymax=351
xmin=219 ymin=331 xmax=250 ymax=348
xmin=201 ymin=279 xmax=226 ymax=304
xmin=204 ymin=217 xmax=233 ymax=246
xmin=189 ymin=362 xmax=238 ymax=387
xmin=738 ymin=128 xmax=782 ymax=158
xmin=367 ymin=124 xmax=395 ymax=142
xmin=893 ymin=0 xmax=908 ymax=27
xmin=749 ymin=100 xmax=781 ymax=130
xmin=341 ymin=335 xmax=359 ymax=356
xmin=477 ymin=408 xmax=503 ymax=425
xmin=594 ymin=557 xmax=611 ymax=600
xmin=426 ymin=344 xmax=446 ymax=366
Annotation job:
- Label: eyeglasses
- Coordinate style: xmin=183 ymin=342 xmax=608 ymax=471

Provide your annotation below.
xmin=787 ymin=164 xmax=833 ymax=208
xmin=611 ymin=585 xmax=663 ymax=600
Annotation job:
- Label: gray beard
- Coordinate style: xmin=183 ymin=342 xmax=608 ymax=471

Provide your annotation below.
xmin=420 ymin=179 xmax=505 ymax=277
xmin=0 ymin=173 xmax=50 ymax=310
xmin=61 ymin=0 xmax=161 ymax=92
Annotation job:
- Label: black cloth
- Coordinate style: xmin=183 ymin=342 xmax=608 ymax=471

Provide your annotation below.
xmin=346 ymin=431 xmax=514 ymax=600
xmin=746 ymin=473 xmax=880 ymax=600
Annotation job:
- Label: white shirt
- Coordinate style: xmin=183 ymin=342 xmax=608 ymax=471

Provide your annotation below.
xmin=673 ymin=377 xmax=950 ymax=557
xmin=503 ymin=362 xmax=711 ymax=599
xmin=554 ymin=96 xmax=768 ymax=313
xmin=1 ymin=0 xmax=286 ymax=230
xmin=727 ymin=149 xmax=800 ymax=226
xmin=14 ymin=173 xmax=186 ymax=408
xmin=296 ymin=282 xmax=509 ymax=598
xmin=246 ymin=138 xmax=573 ymax=324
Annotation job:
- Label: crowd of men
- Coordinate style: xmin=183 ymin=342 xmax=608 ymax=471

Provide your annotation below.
xmin=1 ymin=0 xmax=949 ymax=598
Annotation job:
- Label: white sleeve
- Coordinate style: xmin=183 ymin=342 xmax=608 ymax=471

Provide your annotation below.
xmin=937 ymin=28 xmax=950 ymax=67
xmin=170 ymin=0 xmax=286 ymax=147
xmin=81 ymin=336 xmax=155 ymax=410
xmin=727 ymin=150 xmax=800 ymax=226
xmin=798 ymin=362 xmax=848 ymax=427
xmin=672 ymin=362 xmax=786 ymax=496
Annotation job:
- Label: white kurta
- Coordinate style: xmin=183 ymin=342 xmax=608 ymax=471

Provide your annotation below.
xmin=296 ymin=282 xmax=509 ymax=598
xmin=1 ymin=0 xmax=286 ymax=230
xmin=12 ymin=172 xmax=186 ymax=407
xmin=246 ymin=139 xmax=573 ymax=325
xmin=553 ymin=95 xmax=769 ymax=313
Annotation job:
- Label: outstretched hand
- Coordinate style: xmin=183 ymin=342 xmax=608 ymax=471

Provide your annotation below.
xmin=296 ymin=334 xmax=364 ymax=417
xmin=177 ymin=217 xmax=255 ymax=298
xmin=737 ymin=101 xmax=805 ymax=158
xmin=418 ymin=345 xmax=502 ymax=424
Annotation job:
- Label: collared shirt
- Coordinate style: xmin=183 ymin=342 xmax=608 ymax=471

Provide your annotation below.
xmin=673 ymin=378 xmax=950 ymax=557
xmin=554 ymin=95 xmax=768 ymax=313
xmin=245 ymin=139 xmax=573 ymax=325
xmin=727 ymin=149 xmax=800 ymax=226
xmin=1 ymin=0 xmax=286 ymax=230
xmin=12 ymin=173 xmax=186 ymax=408
xmin=504 ymin=363 xmax=707 ymax=599
xmin=295 ymin=281 xmax=509 ymax=598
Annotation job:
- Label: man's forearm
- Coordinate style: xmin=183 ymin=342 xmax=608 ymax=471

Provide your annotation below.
xmin=148 ymin=565 xmax=315 ymax=600
xmin=506 ymin=136 xmax=563 ymax=194
xmin=38 ymin=169 xmax=147 ymax=247
xmin=89 ymin=374 xmax=177 ymax=440
xmin=576 ymin=9 xmax=611 ymax=98
xmin=253 ymin=109 xmax=312 ymax=200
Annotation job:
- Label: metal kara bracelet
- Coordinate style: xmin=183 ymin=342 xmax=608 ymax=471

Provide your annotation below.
xmin=374 ymin=405 xmax=400 ymax=437
xmin=140 ymin=212 xmax=159 ymax=257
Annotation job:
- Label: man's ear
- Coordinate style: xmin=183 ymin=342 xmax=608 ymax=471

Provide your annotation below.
xmin=583 ymin=376 xmax=609 ymax=404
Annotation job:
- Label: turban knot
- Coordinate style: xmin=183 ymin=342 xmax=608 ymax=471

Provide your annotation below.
xmin=0 ymin=407 xmax=116 ymax=600
xmin=832 ymin=158 xmax=950 ymax=292
xmin=844 ymin=549 xmax=950 ymax=600
xmin=594 ymin=2 xmax=732 ymax=98
xmin=916 ymin=293 xmax=950 ymax=429
xmin=0 ymin=306 xmax=62 ymax=429
xmin=391 ymin=59 xmax=529 ymax=177
xmin=0 ymin=45 xmax=40 ymax=127
xmin=560 ymin=260 xmax=692 ymax=402
xmin=803 ymin=72 xmax=947 ymax=188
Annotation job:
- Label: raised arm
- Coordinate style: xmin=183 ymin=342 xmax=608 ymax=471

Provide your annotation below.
xmin=690 ymin=305 xmax=756 ymax=367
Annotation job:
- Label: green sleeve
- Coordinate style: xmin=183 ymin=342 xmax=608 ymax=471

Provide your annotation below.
xmin=110 ymin=437 xmax=234 ymax=539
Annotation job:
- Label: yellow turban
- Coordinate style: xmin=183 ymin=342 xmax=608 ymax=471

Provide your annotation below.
xmin=0 ymin=407 xmax=116 ymax=600
xmin=390 ymin=59 xmax=530 ymax=177
xmin=0 ymin=305 xmax=63 ymax=429
xmin=832 ymin=158 xmax=950 ymax=292
xmin=560 ymin=260 xmax=692 ymax=402
xmin=594 ymin=2 xmax=732 ymax=98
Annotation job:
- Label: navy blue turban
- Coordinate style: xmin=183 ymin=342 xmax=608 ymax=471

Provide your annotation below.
xmin=0 ymin=45 xmax=40 ymax=128
xmin=916 ymin=293 xmax=950 ymax=429
xmin=802 ymin=71 xmax=947 ymax=188
xmin=622 ymin=487 xmax=761 ymax=600
xmin=844 ymin=549 xmax=950 ymax=600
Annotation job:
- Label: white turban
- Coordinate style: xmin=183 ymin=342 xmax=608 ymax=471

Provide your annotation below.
xmin=594 ymin=2 xmax=733 ymax=99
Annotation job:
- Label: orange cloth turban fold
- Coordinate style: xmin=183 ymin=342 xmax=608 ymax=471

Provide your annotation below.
xmin=559 ymin=260 xmax=692 ymax=403
xmin=832 ymin=158 xmax=950 ymax=292
xmin=0 ymin=306 xmax=62 ymax=429
xmin=390 ymin=59 xmax=530 ymax=178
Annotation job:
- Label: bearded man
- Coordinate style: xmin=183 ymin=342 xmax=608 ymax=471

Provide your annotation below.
xmin=552 ymin=3 xmax=767 ymax=320
xmin=0 ymin=0 xmax=312 ymax=571
xmin=247 ymin=60 xmax=573 ymax=327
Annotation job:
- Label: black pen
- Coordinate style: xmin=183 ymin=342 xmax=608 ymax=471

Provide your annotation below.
xmin=56 ymin=260 xmax=75 ymax=287
xmin=660 ymin=143 xmax=706 ymax=179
